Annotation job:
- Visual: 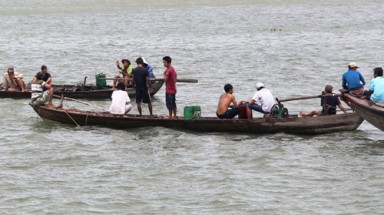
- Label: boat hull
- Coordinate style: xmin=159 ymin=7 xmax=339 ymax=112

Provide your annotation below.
xmin=0 ymin=81 xmax=164 ymax=99
xmin=32 ymin=106 xmax=363 ymax=135
xmin=342 ymin=93 xmax=384 ymax=131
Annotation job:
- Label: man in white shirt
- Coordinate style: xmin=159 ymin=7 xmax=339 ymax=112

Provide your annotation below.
xmin=2 ymin=65 xmax=26 ymax=92
xmin=109 ymin=82 xmax=132 ymax=115
xmin=248 ymin=82 xmax=277 ymax=113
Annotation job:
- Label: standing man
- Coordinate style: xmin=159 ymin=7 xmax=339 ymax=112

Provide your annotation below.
xmin=369 ymin=67 xmax=384 ymax=103
xmin=2 ymin=65 xmax=26 ymax=92
xmin=33 ymin=65 xmax=53 ymax=106
xmin=132 ymin=58 xmax=153 ymax=116
xmin=163 ymin=56 xmax=177 ymax=119
xmin=248 ymin=82 xmax=277 ymax=114
xmin=341 ymin=62 xmax=366 ymax=96
xmin=216 ymin=84 xmax=242 ymax=119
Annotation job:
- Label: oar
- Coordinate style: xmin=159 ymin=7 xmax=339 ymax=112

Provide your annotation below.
xmin=278 ymin=94 xmax=341 ymax=102
xmin=53 ymin=95 xmax=108 ymax=111
xmin=99 ymin=77 xmax=198 ymax=83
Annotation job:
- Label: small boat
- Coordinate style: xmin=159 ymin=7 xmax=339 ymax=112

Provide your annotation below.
xmin=341 ymin=93 xmax=384 ymax=131
xmin=0 ymin=80 xmax=164 ymax=99
xmin=31 ymin=105 xmax=363 ymax=135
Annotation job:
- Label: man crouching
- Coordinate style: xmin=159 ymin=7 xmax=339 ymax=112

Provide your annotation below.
xmin=30 ymin=77 xmax=53 ymax=108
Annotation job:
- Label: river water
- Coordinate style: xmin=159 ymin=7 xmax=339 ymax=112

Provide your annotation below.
xmin=1 ymin=0 xmax=384 ymax=214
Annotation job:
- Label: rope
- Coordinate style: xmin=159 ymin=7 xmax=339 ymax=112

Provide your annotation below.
xmin=64 ymin=110 xmax=80 ymax=127
xmin=85 ymin=114 xmax=89 ymax=126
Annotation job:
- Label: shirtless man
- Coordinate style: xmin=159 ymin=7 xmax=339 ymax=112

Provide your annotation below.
xmin=216 ymin=84 xmax=242 ymax=119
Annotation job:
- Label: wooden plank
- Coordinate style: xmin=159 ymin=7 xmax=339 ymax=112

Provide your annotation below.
xmin=278 ymin=94 xmax=341 ymax=102
xmin=99 ymin=77 xmax=198 ymax=83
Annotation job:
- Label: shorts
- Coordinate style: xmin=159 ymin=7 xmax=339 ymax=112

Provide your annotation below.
xmin=136 ymin=88 xmax=150 ymax=104
xmin=166 ymin=93 xmax=176 ymax=110
xmin=216 ymin=108 xmax=240 ymax=119
xmin=32 ymin=91 xmax=50 ymax=107
xmin=125 ymin=103 xmax=132 ymax=113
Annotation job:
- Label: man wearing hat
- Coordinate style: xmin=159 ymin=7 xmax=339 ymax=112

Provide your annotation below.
xmin=341 ymin=62 xmax=366 ymax=96
xmin=114 ymin=59 xmax=132 ymax=89
xmin=248 ymin=82 xmax=277 ymax=114
xmin=141 ymin=57 xmax=155 ymax=78
xmin=2 ymin=65 xmax=26 ymax=92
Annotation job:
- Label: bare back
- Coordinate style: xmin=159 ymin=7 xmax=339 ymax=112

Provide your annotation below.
xmin=216 ymin=93 xmax=237 ymax=115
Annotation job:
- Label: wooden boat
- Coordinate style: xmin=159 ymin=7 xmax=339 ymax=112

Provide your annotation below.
xmin=31 ymin=105 xmax=363 ymax=135
xmin=341 ymin=93 xmax=384 ymax=131
xmin=0 ymin=80 xmax=164 ymax=99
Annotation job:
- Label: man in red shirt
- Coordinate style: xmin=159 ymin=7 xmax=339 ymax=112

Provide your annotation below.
xmin=163 ymin=56 xmax=177 ymax=118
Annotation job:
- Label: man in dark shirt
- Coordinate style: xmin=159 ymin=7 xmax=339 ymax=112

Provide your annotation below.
xmin=300 ymin=85 xmax=347 ymax=117
xmin=33 ymin=65 xmax=52 ymax=84
xmin=132 ymin=58 xmax=153 ymax=116
xmin=32 ymin=65 xmax=53 ymax=106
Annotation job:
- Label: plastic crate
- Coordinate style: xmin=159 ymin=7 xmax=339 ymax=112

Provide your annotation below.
xmin=183 ymin=106 xmax=201 ymax=120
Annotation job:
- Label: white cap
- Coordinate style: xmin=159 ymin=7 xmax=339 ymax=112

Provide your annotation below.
xmin=348 ymin=62 xmax=359 ymax=68
xmin=141 ymin=57 xmax=148 ymax=65
xmin=256 ymin=82 xmax=264 ymax=90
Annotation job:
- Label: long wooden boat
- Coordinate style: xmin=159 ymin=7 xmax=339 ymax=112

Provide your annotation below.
xmin=341 ymin=93 xmax=384 ymax=131
xmin=0 ymin=80 xmax=164 ymax=99
xmin=31 ymin=105 xmax=363 ymax=135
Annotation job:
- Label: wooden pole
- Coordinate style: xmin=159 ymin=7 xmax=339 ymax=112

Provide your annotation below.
xmin=53 ymin=95 xmax=108 ymax=111
xmin=278 ymin=94 xmax=341 ymax=102
xmin=99 ymin=77 xmax=198 ymax=83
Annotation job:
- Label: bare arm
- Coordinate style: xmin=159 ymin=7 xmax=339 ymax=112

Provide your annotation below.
xmin=338 ymin=103 xmax=347 ymax=114
xmin=116 ymin=61 xmax=122 ymax=70
xmin=232 ymin=95 xmax=238 ymax=108
xmin=46 ymin=77 xmax=52 ymax=84
xmin=2 ymin=75 xmax=8 ymax=91
xmin=163 ymin=72 xmax=169 ymax=82
xmin=146 ymin=76 xmax=151 ymax=88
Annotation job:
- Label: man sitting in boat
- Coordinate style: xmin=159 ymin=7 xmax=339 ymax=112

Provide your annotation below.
xmin=33 ymin=65 xmax=52 ymax=84
xmin=248 ymin=82 xmax=276 ymax=114
xmin=113 ymin=59 xmax=132 ymax=89
xmin=109 ymin=82 xmax=132 ymax=115
xmin=216 ymin=84 xmax=242 ymax=119
xmin=30 ymin=78 xmax=53 ymax=108
xmin=369 ymin=67 xmax=384 ymax=103
xmin=32 ymin=65 xmax=54 ymax=106
xmin=2 ymin=65 xmax=26 ymax=92
xmin=340 ymin=62 xmax=367 ymax=97
xmin=300 ymin=85 xmax=347 ymax=117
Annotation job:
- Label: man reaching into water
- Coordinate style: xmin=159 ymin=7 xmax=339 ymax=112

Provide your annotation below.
xmin=216 ymin=84 xmax=242 ymax=119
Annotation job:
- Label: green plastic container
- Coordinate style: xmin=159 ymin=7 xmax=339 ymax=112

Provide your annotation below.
xmin=184 ymin=106 xmax=201 ymax=120
xmin=95 ymin=73 xmax=107 ymax=88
